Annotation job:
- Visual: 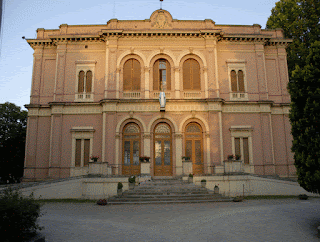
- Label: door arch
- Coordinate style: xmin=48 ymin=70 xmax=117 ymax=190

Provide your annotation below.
xmin=154 ymin=123 xmax=172 ymax=176
xmin=185 ymin=122 xmax=203 ymax=175
xmin=122 ymin=123 xmax=141 ymax=175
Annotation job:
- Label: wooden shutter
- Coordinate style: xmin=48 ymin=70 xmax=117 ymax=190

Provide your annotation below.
xmin=123 ymin=59 xmax=132 ymax=91
xmin=153 ymin=60 xmax=160 ymax=91
xmin=166 ymin=60 xmax=171 ymax=90
xmin=86 ymin=70 xmax=92 ymax=92
xmin=78 ymin=71 xmax=85 ymax=93
xmin=238 ymin=70 xmax=245 ymax=92
xmin=183 ymin=59 xmax=191 ymax=90
xmin=231 ymin=70 xmax=237 ymax=92
xmin=192 ymin=59 xmax=201 ymax=90
xmin=83 ymin=139 xmax=90 ymax=167
xmin=243 ymin=138 xmax=249 ymax=164
xmin=132 ymin=59 xmax=141 ymax=91
xmin=235 ymin=138 xmax=241 ymax=157
xmin=75 ymin=139 xmax=81 ymax=167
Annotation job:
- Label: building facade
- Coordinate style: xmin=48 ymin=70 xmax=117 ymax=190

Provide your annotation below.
xmin=24 ymin=9 xmax=294 ymax=180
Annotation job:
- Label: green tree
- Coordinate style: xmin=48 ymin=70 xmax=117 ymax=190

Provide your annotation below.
xmin=266 ymin=0 xmax=320 ymax=77
xmin=0 ymin=102 xmax=27 ymax=182
xmin=267 ymin=0 xmax=320 ymax=193
xmin=290 ymin=42 xmax=320 ymax=193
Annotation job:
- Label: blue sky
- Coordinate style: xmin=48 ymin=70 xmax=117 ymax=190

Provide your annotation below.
xmin=0 ymin=0 xmax=279 ymax=109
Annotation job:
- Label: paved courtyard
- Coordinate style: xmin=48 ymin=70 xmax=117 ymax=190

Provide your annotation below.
xmin=39 ymin=199 xmax=320 ymax=242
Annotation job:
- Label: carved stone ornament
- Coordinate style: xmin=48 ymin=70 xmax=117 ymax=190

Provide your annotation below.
xmin=154 ymin=12 xmax=169 ymax=29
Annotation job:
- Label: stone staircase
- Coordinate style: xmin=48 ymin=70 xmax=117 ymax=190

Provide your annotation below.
xmin=108 ymin=177 xmax=232 ymax=205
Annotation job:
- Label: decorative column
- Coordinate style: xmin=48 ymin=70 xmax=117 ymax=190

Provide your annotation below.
xmin=114 ymin=133 xmax=120 ymax=175
xmin=255 ymin=43 xmax=269 ymax=100
xmin=143 ymin=133 xmax=151 ymax=157
xmin=104 ymin=39 xmax=109 ymax=98
xmin=144 ymin=67 xmax=150 ymax=99
xmin=213 ymin=38 xmax=220 ymax=98
xmin=116 ymin=67 xmax=120 ymax=99
xmin=53 ymin=43 xmax=67 ymax=102
xmin=174 ymin=67 xmax=180 ymax=98
xmin=205 ymin=132 xmax=211 ymax=174
xmin=175 ymin=133 xmax=183 ymax=176
xmin=30 ymin=46 xmax=44 ymax=104
xmin=203 ymin=67 xmax=208 ymax=98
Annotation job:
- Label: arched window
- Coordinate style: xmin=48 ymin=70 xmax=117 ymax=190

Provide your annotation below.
xmin=231 ymin=70 xmax=245 ymax=92
xmin=122 ymin=123 xmax=141 ymax=175
xmin=183 ymin=58 xmax=200 ymax=90
xmin=185 ymin=122 xmax=203 ymax=175
xmin=153 ymin=59 xmax=171 ymax=91
xmin=123 ymin=59 xmax=141 ymax=91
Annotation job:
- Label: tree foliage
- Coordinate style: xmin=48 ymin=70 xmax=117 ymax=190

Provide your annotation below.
xmin=267 ymin=0 xmax=320 ymax=193
xmin=0 ymin=187 xmax=42 ymax=241
xmin=0 ymin=102 xmax=27 ymax=182
xmin=267 ymin=0 xmax=320 ymax=76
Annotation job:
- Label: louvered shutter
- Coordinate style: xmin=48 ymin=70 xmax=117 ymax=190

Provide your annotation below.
xmin=132 ymin=59 xmax=141 ymax=91
xmin=238 ymin=70 xmax=245 ymax=92
xmin=123 ymin=59 xmax=132 ymax=91
xmin=86 ymin=70 xmax=92 ymax=92
xmin=78 ymin=71 xmax=85 ymax=93
xmin=153 ymin=60 xmax=160 ymax=91
xmin=183 ymin=59 xmax=191 ymax=90
xmin=192 ymin=59 xmax=201 ymax=90
xmin=231 ymin=70 xmax=237 ymax=92
xmin=166 ymin=60 xmax=171 ymax=90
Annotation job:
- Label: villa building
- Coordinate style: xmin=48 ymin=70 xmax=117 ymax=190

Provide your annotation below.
xmin=24 ymin=9 xmax=294 ymax=180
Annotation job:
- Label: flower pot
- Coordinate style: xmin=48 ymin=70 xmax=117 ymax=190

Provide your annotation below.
xmin=117 ymin=188 xmax=122 ymax=197
xmin=129 ymin=182 xmax=135 ymax=190
xmin=214 ymin=185 xmax=219 ymax=194
xmin=188 ymin=177 xmax=193 ymax=183
xmin=97 ymin=199 xmax=108 ymax=205
xmin=201 ymin=182 xmax=206 ymax=188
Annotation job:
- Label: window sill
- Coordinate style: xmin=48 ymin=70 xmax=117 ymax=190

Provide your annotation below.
xmin=229 ymin=92 xmax=248 ymax=101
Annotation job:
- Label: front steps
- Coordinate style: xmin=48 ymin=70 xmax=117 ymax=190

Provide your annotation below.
xmin=108 ymin=177 xmax=232 ymax=205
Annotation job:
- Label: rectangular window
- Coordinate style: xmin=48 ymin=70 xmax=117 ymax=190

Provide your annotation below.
xmin=74 ymin=138 xmax=91 ymax=167
xmin=234 ymin=137 xmax=250 ymax=164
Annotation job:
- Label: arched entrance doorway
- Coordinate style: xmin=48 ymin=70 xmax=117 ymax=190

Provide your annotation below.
xmin=185 ymin=122 xmax=203 ymax=175
xmin=154 ymin=123 xmax=172 ymax=176
xmin=122 ymin=123 xmax=141 ymax=176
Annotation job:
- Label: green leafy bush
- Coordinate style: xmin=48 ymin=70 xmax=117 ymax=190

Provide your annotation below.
xmin=117 ymin=182 xmax=123 ymax=190
xmin=128 ymin=175 xmax=135 ymax=183
xmin=0 ymin=187 xmax=42 ymax=242
xmin=201 ymin=179 xmax=206 ymax=182
xmin=188 ymin=174 xmax=193 ymax=178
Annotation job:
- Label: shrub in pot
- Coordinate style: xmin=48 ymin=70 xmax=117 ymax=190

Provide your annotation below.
xmin=117 ymin=182 xmax=123 ymax=196
xmin=188 ymin=173 xmax=193 ymax=183
xmin=201 ymin=179 xmax=206 ymax=188
xmin=128 ymin=176 xmax=136 ymax=190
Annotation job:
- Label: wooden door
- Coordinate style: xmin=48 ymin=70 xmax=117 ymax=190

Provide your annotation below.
xmin=122 ymin=123 xmax=140 ymax=176
xmin=154 ymin=123 xmax=172 ymax=176
xmin=185 ymin=123 xmax=203 ymax=175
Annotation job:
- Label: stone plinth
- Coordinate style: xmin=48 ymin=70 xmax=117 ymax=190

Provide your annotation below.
xmin=141 ymin=162 xmax=150 ymax=175
xmin=224 ymin=160 xmax=243 ymax=174
xmin=183 ymin=161 xmax=192 ymax=175
xmin=88 ymin=162 xmax=111 ymax=175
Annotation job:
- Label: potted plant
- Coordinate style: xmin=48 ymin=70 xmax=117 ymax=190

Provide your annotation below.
xmin=117 ymin=182 xmax=123 ymax=196
xmin=214 ymin=185 xmax=219 ymax=194
xmin=233 ymin=196 xmax=243 ymax=202
xmin=97 ymin=199 xmax=108 ymax=205
xmin=182 ymin=156 xmax=191 ymax=162
xmin=298 ymin=194 xmax=308 ymax=200
xmin=227 ymin=155 xmax=234 ymax=160
xmin=201 ymin=179 xmax=206 ymax=188
xmin=139 ymin=156 xmax=150 ymax=163
xmin=235 ymin=154 xmax=241 ymax=160
xmin=90 ymin=155 xmax=99 ymax=162
xmin=188 ymin=173 xmax=193 ymax=183
xmin=128 ymin=175 xmax=135 ymax=190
